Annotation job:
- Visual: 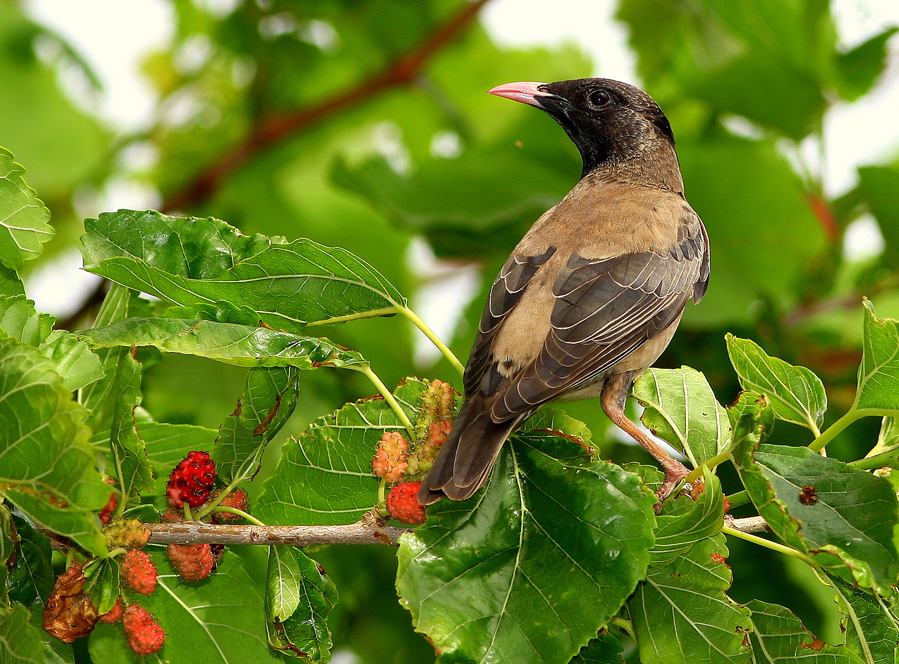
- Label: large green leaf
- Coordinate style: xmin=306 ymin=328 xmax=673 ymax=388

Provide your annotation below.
xmin=81 ymin=286 xmax=153 ymax=505
xmin=0 ymin=337 xmax=107 ymax=554
xmin=830 ymin=576 xmax=899 ymax=664
xmin=256 ymin=378 xmax=428 ymax=526
xmin=746 ymin=599 xmax=865 ymax=664
xmin=397 ymin=429 xmax=655 ymax=664
xmin=0 ymin=146 xmax=52 ymax=270
xmin=265 ymin=546 xmax=338 ymax=662
xmin=571 ymin=634 xmax=625 ymax=664
xmin=732 ymin=436 xmax=899 ymax=595
xmin=0 ymin=604 xmax=56 ymax=664
xmin=7 ymin=515 xmax=53 ymax=611
xmin=726 ymin=334 xmax=827 ymax=433
xmin=855 ymin=301 xmax=899 ymax=414
xmin=633 ymin=366 xmax=730 ymax=467
xmin=80 ymin=316 xmax=365 ymax=369
xmin=81 ymin=210 xmax=406 ymax=330
xmin=88 ymin=550 xmax=282 ymax=664
xmin=215 ymin=366 xmax=300 ymax=485
xmin=629 ymin=473 xmax=751 ymax=664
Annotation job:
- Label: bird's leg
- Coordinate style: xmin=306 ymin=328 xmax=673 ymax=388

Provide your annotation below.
xmin=601 ymin=371 xmax=691 ymax=509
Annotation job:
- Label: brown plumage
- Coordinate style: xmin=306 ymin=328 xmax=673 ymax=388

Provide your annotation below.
xmin=419 ymin=79 xmax=710 ymax=506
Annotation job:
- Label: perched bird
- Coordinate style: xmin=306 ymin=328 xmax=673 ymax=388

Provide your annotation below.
xmin=419 ymin=78 xmax=709 ymax=507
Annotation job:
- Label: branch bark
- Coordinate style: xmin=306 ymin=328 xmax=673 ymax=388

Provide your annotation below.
xmin=147 ymin=513 xmax=410 ymax=547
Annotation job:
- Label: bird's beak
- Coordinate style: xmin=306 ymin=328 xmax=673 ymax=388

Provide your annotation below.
xmin=488 ymin=81 xmax=556 ymax=108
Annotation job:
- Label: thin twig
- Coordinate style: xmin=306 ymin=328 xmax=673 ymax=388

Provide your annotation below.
xmin=147 ymin=512 xmax=409 ymax=547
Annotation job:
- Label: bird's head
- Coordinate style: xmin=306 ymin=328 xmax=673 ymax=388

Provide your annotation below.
xmin=489 ymin=78 xmax=677 ymax=182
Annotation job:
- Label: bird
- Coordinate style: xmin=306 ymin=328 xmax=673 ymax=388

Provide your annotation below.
xmin=419 ymin=78 xmax=710 ymax=508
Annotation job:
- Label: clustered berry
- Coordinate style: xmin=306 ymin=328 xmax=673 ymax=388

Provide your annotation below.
xmin=386 ymin=481 xmax=427 ymax=525
xmin=167 ymin=543 xmax=215 ymax=581
xmin=123 ymin=604 xmax=165 ymax=655
xmin=121 ymin=549 xmax=158 ymax=595
xmin=370 ymin=380 xmax=458 ymax=526
xmin=211 ymin=488 xmax=249 ymax=523
xmin=98 ymin=597 xmax=123 ymax=624
xmin=371 ymin=431 xmax=409 ymax=483
xmin=167 ymin=450 xmax=216 ymax=507
xmin=104 ymin=518 xmax=150 ymax=549
xmin=98 ymin=491 xmax=117 ymax=525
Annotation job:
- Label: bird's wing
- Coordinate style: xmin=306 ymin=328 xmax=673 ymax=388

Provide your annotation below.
xmin=491 ymin=213 xmax=709 ymax=421
xmin=462 ymin=245 xmax=557 ymax=396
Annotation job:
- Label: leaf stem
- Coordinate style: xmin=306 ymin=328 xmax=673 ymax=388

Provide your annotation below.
xmin=304 ymin=306 xmax=399 ymax=327
xmin=725 ymin=490 xmax=750 ymax=510
xmin=399 ymin=305 xmax=464 ymax=376
xmin=350 ymin=364 xmax=415 ymax=435
xmin=683 ymin=449 xmax=732 ymax=485
xmin=809 ymin=409 xmax=864 ymax=452
xmin=721 ymin=525 xmax=816 ymax=566
xmin=850 ymin=446 xmax=899 ymax=470
xmin=209 ymin=507 xmax=266 ymax=527
xmin=610 ymin=616 xmax=636 ymax=642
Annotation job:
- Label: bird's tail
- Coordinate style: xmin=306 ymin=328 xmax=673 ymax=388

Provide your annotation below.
xmin=418 ymin=398 xmax=519 ymax=505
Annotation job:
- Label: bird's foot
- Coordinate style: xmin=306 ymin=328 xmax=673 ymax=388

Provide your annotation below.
xmin=652 ymin=459 xmax=693 ymax=515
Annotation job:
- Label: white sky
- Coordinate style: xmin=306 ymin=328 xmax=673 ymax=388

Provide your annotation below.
xmin=18 ymin=0 xmax=899 ymax=318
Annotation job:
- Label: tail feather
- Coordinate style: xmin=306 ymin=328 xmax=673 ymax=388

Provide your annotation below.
xmin=418 ymin=398 xmax=520 ymax=505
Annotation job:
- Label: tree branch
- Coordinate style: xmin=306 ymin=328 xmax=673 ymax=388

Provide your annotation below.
xmin=726 ymin=515 xmax=769 ymax=533
xmin=162 ymin=0 xmax=490 ymax=212
xmin=147 ymin=513 xmax=410 ymax=547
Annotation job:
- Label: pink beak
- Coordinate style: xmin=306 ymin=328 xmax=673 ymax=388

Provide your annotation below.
xmin=487 ymin=81 xmax=549 ymax=107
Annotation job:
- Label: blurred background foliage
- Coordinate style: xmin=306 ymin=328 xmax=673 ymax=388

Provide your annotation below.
xmin=2 ymin=0 xmax=899 ymax=660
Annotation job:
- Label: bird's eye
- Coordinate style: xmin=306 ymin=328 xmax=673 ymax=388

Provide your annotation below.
xmin=588 ymin=89 xmax=611 ymax=108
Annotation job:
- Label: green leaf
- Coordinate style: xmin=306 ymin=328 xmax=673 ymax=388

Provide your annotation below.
xmin=256 ymin=378 xmax=428 ymax=526
xmin=265 ymin=546 xmax=338 ymax=662
xmin=746 ymin=599 xmax=865 ymax=664
xmin=633 ymin=366 xmax=730 ymax=467
xmin=0 ymin=295 xmax=53 ymax=345
xmin=651 ymin=468 xmax=726 ymax=566
xmin=726 ymin=334 xmax=827 ymax=433
xmin=81 ymin=210 xmax=406 ymax=330
xmin=834 ymin=28 xmax=899 ymax=102
xmin=629 ymin=473 xmax=751 ymax=664
xmin=0 ymin=337 xmax=107 ymax=554
xmin=89 ymin=550 xmax=283 ymax=664
xmin=831 ymin=575 xmax=899 ymax=664
xmin=80 ymin=317 xmax=366 ymax=369
xmin=0 ymin=295 xmax=103 ymax=391
xmin=215 ymin=366 xmax=300 ymax=485
xmin=81 ymin=287 xmax=154 ymax=505
xmin=0 ymin=264 xmax=23 ymax=297
xmin=397 ymin=431 xmax=655 ymax=664
xmin=571 ymin=633 xmax=625 ymax=664
xmin=732 ymin=439 xmax=899 ymax=595
xmin=0 ymin=146 xmax=53 ymax=270
xmin=0 ymin=505 xmax=12 ymax=606
xmin=83 ymin=557 xmax=120 ymax=616
xmin=0 ymin=604 xmax=56 ymax=664
xmin=858 ymin=167 xmax=899 ymax=270
xmin=7 ymin=515 xmax=53 ymax=607
xmin=855 ymin=300 xmax=899 ymax=414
